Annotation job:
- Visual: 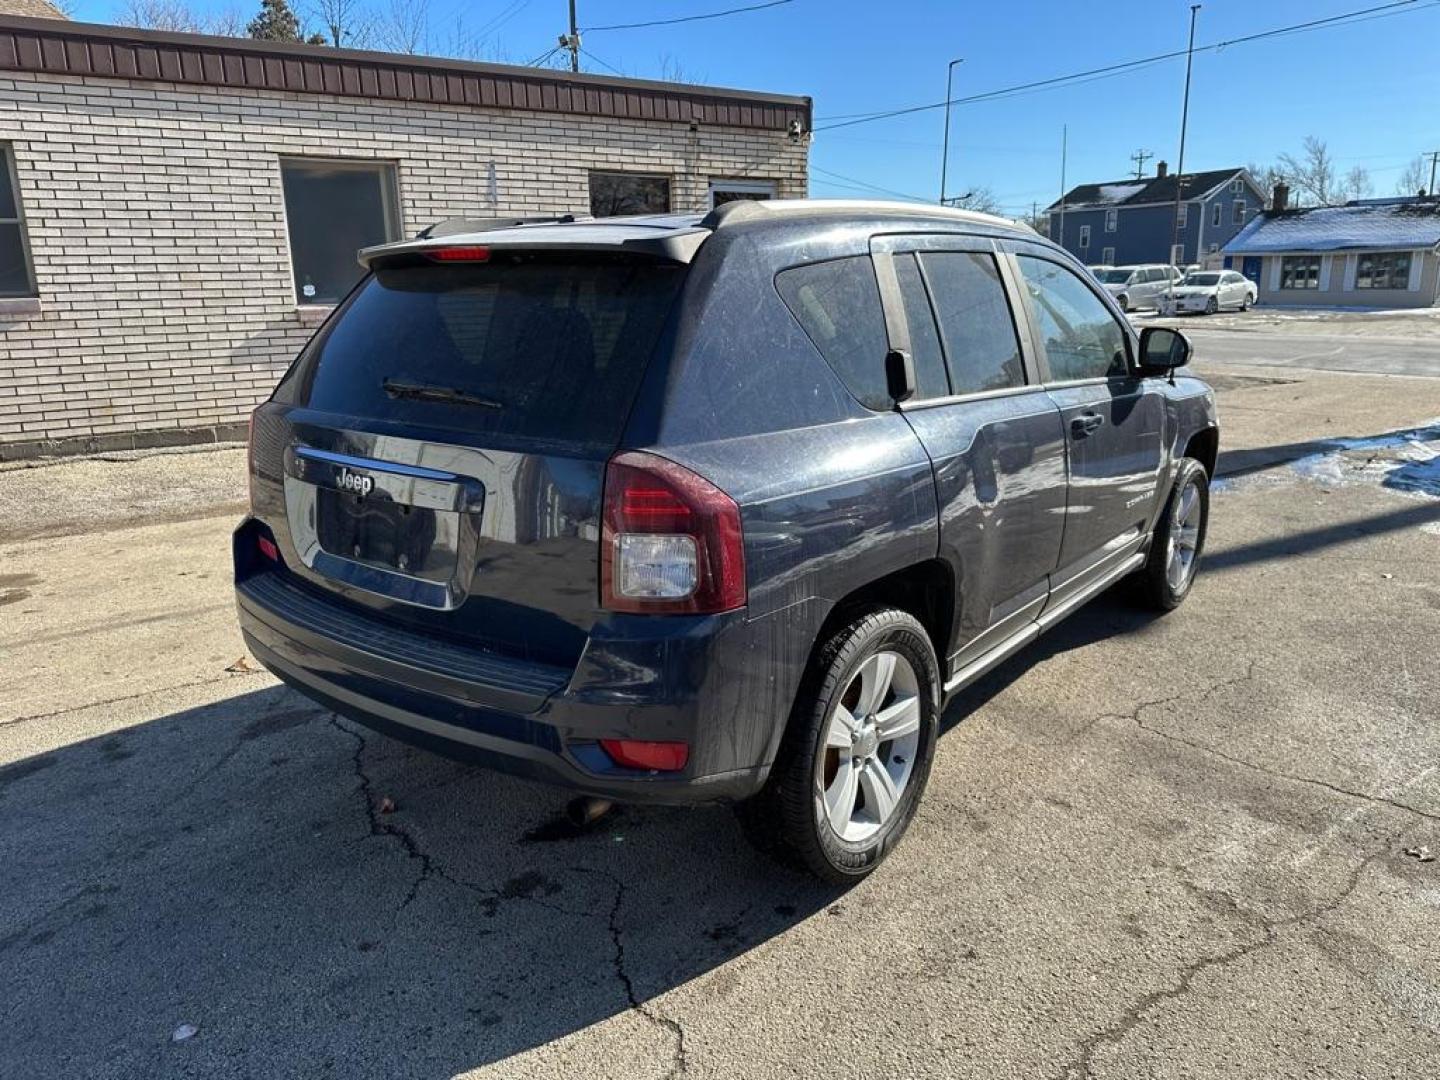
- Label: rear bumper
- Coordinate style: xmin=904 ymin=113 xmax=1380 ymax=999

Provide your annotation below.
xmin=235 ymin=562 xmax=815 ymax=805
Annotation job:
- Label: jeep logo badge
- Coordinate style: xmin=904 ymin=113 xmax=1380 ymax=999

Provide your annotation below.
xmin=335 ymin=467 xmax=374 ymax=497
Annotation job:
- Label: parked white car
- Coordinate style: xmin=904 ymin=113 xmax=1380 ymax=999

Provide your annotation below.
xmin=1156 ymin=270 xmax=1258 ymax=316
xmin=1093 ymin=264 xmax=1183 ymax=312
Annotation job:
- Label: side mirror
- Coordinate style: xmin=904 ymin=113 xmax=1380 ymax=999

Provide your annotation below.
xmin=885 ymin=348 xmax=917 ymax=403
xmin=1139 ymin=326 xmax=1191 ymax=373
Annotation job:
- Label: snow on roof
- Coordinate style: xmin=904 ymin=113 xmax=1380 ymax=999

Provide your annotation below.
xmin=1093 ymin=183 xmax=1148 ymax=205
xmin=1225 ymin=199 xmax=1440 ymax=254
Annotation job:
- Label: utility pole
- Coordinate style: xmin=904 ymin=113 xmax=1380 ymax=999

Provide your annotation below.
xmin=1130 ymin=148 xmax=1153 ymax=179
xmin=1058 ymin=124 xmax=1067 ymax=250
xmin=939 ymin=58 xmax=963 ymax=205
xmin=1170 ymin=4 xmax=1200 ymax=271
xmin=560 ymin=0 xmax=580 ymax=73
xmin=1427 ymin=150 xmax=1440 ymax=196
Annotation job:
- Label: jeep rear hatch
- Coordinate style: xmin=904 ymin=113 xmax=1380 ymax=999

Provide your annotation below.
xmin=252 ymin=249 xmax=688 ymax=671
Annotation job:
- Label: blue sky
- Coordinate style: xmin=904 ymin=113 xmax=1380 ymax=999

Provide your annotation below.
xmin=70 ymin=0 xmax=1440 ymax=212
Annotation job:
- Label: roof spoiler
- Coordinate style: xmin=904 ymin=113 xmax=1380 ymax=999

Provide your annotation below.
xmin=415 ymin=214 xmax=585 ymax=239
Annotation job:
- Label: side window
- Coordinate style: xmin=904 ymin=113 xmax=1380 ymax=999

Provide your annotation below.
xmin=1015 ymin=255 xmax=1129 ymax=382
xmin=776 ymin=256 xmax=891 ymax=410
xmin=0 ymin=144 xmax=36 ymax=298
xmin=891 ymin=254 xmax=950 ymax=400
xmin=919 ymin=251 xmax=1025 ymax=395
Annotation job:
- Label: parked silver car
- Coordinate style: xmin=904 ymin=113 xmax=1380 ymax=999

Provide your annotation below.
xmin=1157 ymin=270 xmax=1258 ymax=315
xmin=1095 ymin=264 xmax=1183 ymax=312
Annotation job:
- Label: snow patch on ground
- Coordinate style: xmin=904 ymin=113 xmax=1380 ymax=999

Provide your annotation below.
xmin=1214 ymin=421 xmax=1440 ymax=507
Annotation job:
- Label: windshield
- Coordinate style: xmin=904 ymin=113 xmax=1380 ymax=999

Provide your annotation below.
xmin=1183 ymin=273 xmax=1221 ymax=286
xmin=284 ymin=254 xmax=685 ymax=447
xmin=1096 ymin=270 xmax=1133 ymax=284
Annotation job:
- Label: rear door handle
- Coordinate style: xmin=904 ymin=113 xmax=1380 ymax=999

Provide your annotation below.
xmin=1071 ymin=413 xmax=1105 ymax=437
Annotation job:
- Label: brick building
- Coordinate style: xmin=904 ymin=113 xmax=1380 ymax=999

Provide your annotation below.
xmin=0 ymin=15 xmax=810 ymax=459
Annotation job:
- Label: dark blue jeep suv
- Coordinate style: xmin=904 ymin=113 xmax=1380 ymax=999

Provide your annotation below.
xmin=235 ymin=200 xmax=1217 ymax=881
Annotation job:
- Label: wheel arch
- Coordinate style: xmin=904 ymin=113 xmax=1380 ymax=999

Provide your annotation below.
xmin=1183 ymin=425 xmax=1219 ymax=479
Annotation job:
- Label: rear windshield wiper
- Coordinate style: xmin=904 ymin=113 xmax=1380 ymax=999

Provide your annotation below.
xmin=382 ymin=379 xmax=504 ymax=410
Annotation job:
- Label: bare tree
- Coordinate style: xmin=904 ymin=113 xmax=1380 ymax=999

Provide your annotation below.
xmin=1244 ymin=161 xmax=1287 ymax=207
xmin=118 ymin=0 xmax=209 ymax=32
xmin=947 ymin=187 xmax=1002 ymax=215
xmin=1396 ymin=155 xmax=1430 ymax=196
xmin=657 ymin=53 xmax=707 ymax=85
xmin=1338 ymin=164 xmax=1372 ymax=202
xmin=1277 ymin=136 xmax=1336 ymax=206
xmin=379 ymin=0 xmax=428 ymax=54
xmin=306 ymin=0 xmax=376 ymax=48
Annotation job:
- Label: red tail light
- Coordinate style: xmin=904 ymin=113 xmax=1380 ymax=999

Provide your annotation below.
xmin=600 ymin=739 xmax=689 ymax=772
xmin=601 ymin=451 xmax=746 ymax=614
xmin=427 ymin=245 xmax=491 ymax=262
xmin=257 ymin=536 xmax=279 ymax=562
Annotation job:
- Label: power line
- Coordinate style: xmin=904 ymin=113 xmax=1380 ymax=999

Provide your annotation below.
xmin=527 ymin=45 xmax=561 ymax=66
xmin=809 ymin=166 xmax=930 ymax=203
xmin=584 ymin=0 xmax=794 ymax=33
xmin=813 ymin=0 xmax=1431 ymax=132
xmin=579 ymin=47 xmax=626 ymax=77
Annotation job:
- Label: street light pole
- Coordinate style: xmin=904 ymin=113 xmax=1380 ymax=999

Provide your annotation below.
xmin=940 ymin=58 xmax=963 ymax=204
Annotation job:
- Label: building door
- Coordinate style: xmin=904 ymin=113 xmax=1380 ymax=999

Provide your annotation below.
xmin=1241 ymin=256 xmax=1262 ymax=286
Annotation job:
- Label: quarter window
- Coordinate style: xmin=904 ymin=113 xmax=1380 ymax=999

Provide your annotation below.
xmin=919 ymin=251 xmax=1025 ymax=395
xmin=1015 ymin=255 xmax=1128 ymax=382
xmin=281 ymin=158 xmax=400 ymax=305
xmin=1280 ymin=255 xmax=1321 ymax=289
xmin=891 ymin=254 xmax=950 ymax=400
xmin=0 ymin=145 xmax=37 ymax=298
xmin=776 ymin=257 xmax=891 ymax=410
xmin=590 ymin=171 xmax=671 ymax=217
xmin=1355 ymin=251 xmax=1412 ymax=290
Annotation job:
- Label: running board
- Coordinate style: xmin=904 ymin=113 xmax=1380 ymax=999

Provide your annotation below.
xmin=942 ymin=551 xmax=1146 ymax=695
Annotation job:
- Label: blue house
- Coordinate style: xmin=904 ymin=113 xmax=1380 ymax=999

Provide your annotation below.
xmin=1045 ymin=163 xmax=1267 ymax=267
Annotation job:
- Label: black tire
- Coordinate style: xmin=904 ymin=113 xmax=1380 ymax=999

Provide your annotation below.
xmin=1117 ymin=294 xmax=1131 ymax=313
xmin=1241 ymin=293 xmax=1253 ymax=311
xmin=1205 ymin=296 xmax=1219 ymax=315
xmin=1134 ymin=457 xmax=1210 ymax=611
xmin=736 ymin=608 xmax=940 ymax=884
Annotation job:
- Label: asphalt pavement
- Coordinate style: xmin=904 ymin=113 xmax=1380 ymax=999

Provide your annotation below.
xmin=2 ymin=329 xmax=1438 ymax=1079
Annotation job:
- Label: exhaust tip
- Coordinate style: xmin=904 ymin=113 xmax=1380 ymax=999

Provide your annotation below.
xmin=565 ymin=796 xmax=615 ymax=829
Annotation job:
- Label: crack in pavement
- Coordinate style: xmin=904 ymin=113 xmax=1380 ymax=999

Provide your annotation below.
xmin=327 ymin=717 xmax=691 ymax=1076
xmin=1122 ymin=661 xmax=1440 ymax=825
xmin=1055 ymin=846 xmax=1385 ymax=1079
xmin=0 ymin=671 xmax=263 ymax=729
xmin=586 ymin=866 xmax=690 ymax=1079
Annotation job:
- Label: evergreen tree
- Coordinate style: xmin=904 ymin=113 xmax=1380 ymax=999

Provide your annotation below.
xmin=247 ymin=0 xmax=305 ymax=43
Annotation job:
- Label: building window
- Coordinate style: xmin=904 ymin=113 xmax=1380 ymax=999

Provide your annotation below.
xmin=1355 ymin=251 xmax=1412 ymax=290
xmin=1170 ymin=244 xmax=1185 ymax=265
xmin=1230 ymin=177 xmax=1243 ymax=194
xmin=1211 ymin=203 xmax=1222 ymax=228
xmin=1176 ymin=204 xmax=1188 ymax=229
xmin=1101 ymin=246 xmax=1115 ymax=264
xmin=1280 ymin=255 xmax=1321 ymax=289
xmin=1232 ymin=200 xmax=1246 ymax=224
xmin=1209 ymin=243 xmax=1219 ymax=255
xmin=280 ymin=158 xmax=400 ymax=306
xmin=1078 ymin=224 xmax=1091 ymax=248
xmin=590 ymin=171 xmax=671 ymax=217
xmin=0 ymin=145 xmax=37 ymax=298
xmin=1104 ymin=208 xmax=1117 ymax=233
xmin=708 ymin=179 xmax=775 ymax=208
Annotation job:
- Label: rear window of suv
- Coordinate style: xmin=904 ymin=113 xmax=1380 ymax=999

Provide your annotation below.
xmin=285 ymin=254 xmax=685 ymax=446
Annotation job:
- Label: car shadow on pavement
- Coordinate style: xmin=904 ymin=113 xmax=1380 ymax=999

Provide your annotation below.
xmin=0 ymin=686 xmax=845 ymax=1078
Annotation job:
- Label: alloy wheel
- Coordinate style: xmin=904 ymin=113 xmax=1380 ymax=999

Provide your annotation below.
xmin=814 ymin=650 xmax=921 ymax=843
xmin=1165 ymin=479 xmax=1203 ymax=591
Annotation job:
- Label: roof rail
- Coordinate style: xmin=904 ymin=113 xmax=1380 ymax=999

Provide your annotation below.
xmin=699 ymin=200 xmax=770 ymax=230
xmin=415 ymin=214 xmax=583 ymax=239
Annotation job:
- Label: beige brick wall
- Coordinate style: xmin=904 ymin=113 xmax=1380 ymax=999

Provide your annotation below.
xmin=0 ymin=71 xmax=808 ymax=453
